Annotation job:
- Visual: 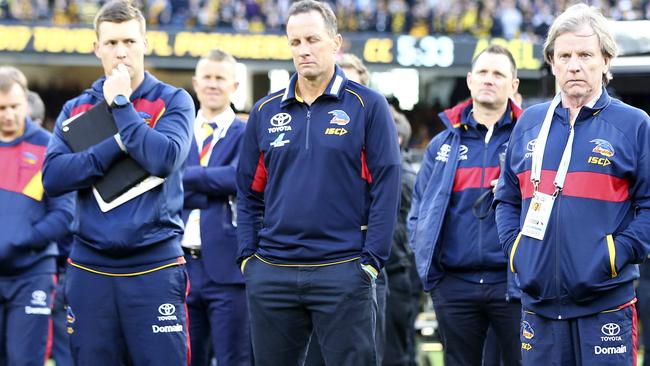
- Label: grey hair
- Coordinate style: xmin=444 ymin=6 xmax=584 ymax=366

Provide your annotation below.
xmin=338 ymin=53 xmax=370 ymax=86
xmin=287 ymin=0 xmax=338 ymax=37
xmin=27 ymin=91 xmax=45 ymax=122
xmin=543 ymin=3 xmax=617 ymax=84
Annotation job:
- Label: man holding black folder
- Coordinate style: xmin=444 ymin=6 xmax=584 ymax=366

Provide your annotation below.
xmin=42 ymin=1 xmax=195 ymax=365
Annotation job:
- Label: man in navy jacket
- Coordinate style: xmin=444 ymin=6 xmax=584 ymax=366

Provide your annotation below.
xmin=42 ymin=1 xmax=194 ymax=364
xmin=181 ymin=48 xmax=250 ymax=366
xmin=236 ymin=1 xmax=401 ymax=364
xmin=0 ymin=66 xmax=74 ymax=365
xmin=495 ymin=4 xmax=650 ymax=365
xmin=408 ymin=45 xmax=522 ymax=366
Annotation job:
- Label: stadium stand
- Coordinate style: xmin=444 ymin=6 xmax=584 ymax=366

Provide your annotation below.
xmin=2 ymin=0 xmax=650 ymax=38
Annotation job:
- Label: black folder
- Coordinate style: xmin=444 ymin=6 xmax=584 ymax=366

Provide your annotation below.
xmin=61 ymin=101 xmax=150 ymax=202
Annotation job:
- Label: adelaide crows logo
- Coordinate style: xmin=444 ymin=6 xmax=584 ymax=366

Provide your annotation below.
xmin=328 ymin=110 xmax=350 ymax=126
xmin=22 ymin=151 xmax=37 ymax=164
xmin=521 ymin=321 xmax=535 ymax=339
xmin=590 ymin=139 xmax=615 ymax=158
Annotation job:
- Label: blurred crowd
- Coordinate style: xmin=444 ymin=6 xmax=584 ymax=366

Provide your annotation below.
xmin=2 ymin=0 xmax=650 ymax=39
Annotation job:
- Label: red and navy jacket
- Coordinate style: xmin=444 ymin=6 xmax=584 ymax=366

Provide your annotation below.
xmin=0 ymin=120 xmax=74 ymax=275
xmin=43 ymin=72 xmax=195 ymax=268
xmin=408 ymin=99 xmax=521 ymax=291
xmin=182 ymin=117 xmax=246 ymax=284
xmin=495 ymin=89 xmax=650 ymax=319
xmin=236 ymin=66 xmax=401 ymax=270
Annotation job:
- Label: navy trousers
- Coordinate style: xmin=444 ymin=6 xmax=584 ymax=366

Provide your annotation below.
xmin=51 ymin=271 xmax=72 ymax=366
xmin=186 ymin=257 xmax=251 ymax=366
xmin=305 ymin=269 xmax=386 ymax=366
xmin=384 ymin=270 xmax=415 ymax=366
xmin=520 ymin=301 xmax=637 ymax=366
xmin=637 ymin=281 xmax=650 ymax=366
xmin=0 ymin=273 xmax=55 ymax=366
xmin=244 ymin=256 xmax=377 ymax=366
xmin=431 ymin=275 xmax=521 ymax=366
xmin=65 ymin=262 xmax=189 ymax=366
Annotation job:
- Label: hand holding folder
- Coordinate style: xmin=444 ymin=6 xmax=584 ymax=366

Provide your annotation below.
xmin=61 ymin=101 xmax=164 ymax=211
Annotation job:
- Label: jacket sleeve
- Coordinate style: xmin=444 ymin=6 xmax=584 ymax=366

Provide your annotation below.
xmin=614 ymin=116 xmax=650 ymax=266
xmin=110 ymin=89 xmax=194 ymax=177
xmin=19 ymin=192 xmax=76 ymax=250
xmin=43 ymin=101 xmax=126 ymax=197
xmin=236 ymin=108 xmax=264 ymax=263
xmin=407 ymin=139 xmax=438 ymax=251
xmin=183 ymin=190 xmax=209 ymax=210
xmin=494 ymin=133 xmax=523 ymax=257
xmin=182 ymin=136 xmax=241 ymax=197
xmin=360 ymin=97 xmax=402 ymax=270
xmin=393 ymin=162 xmax=415 ymax=253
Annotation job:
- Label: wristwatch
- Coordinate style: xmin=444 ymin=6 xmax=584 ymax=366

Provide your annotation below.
xmin=110 ymin=94 xmax=130 ymax=109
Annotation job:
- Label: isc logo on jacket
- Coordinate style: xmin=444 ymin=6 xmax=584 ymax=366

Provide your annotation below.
xmin=587 ymin=139 xmax=615 ymax=167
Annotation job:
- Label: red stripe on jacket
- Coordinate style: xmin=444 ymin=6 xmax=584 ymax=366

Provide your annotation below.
xmin=452 ymin=166 xmax=500 ymax=192
xmin=517 ymin=170 xmax=630 ymax=202
xmin=0 ymin=142 xmax=46 ymax=194
xmin=70 ymin=103 xmax=94 ymax=117
xmin=361 ymin=149 xmax=373 ymax=183
xmin=252 ymin=152 xmax=267 ymax=192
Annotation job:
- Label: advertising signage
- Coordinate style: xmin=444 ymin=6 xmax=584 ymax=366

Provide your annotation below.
xmin=0 ymin=24 xmax=544 ymax=71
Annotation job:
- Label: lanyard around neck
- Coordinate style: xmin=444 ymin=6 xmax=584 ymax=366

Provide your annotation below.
xmin=530 ymin=94 xmax=575 ymax=195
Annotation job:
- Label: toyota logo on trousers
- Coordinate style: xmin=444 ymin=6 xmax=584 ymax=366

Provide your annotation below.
xmin=601 ymin=323 xmax=621 ymax=336
xmin=158 ymin=303 xmax=176 ymax=316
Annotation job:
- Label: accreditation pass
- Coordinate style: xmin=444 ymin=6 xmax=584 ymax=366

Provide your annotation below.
xmin=521 ymin=192 xmax=555 ymax=240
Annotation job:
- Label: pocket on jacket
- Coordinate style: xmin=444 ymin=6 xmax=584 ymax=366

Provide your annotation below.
xmin=564 ymin=234 xmax=617 ymax=302
xmin=354 ymin=260 xmax=374 ymax=285
xmin=605 ymin=234 xmax=618 ymax=278
xmin=511 ymin=234 xmax=556 ymax=300
xmin=509 ymin=232 xmax=523 ymax=273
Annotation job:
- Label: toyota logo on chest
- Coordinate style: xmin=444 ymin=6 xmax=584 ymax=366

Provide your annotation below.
xmin=270 ymin=113 xmax=292 ymax=127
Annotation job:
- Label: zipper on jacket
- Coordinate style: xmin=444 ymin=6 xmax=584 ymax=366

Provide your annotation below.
xmin=555 ymin=193 xmax=562 ymax=319
xmin=555 ymin=118 xmax=571 ymax=320
xmin=478 ymin=138 xmax=489 ymax=275
xmin=305 ymin=108 xmax=312 ymax=150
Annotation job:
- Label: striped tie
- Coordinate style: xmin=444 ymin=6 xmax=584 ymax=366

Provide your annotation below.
xmin=199 ymin=122 xmax=218 ymax=166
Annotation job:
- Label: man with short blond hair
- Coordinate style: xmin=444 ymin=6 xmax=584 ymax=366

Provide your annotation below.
xmin=182 ymin=48 xmax=251 ymax=366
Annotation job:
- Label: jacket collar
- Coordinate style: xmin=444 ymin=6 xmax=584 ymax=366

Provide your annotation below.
xmin=281 ymin=65 xmax=348 ymax=106
xmin=555 ymin=87 xmax=611 ymax=124
xmin=439 ymin=98 xmax=523 ymax=134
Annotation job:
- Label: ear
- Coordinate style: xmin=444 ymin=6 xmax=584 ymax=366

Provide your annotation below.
xmin=512 ymin=78 xmax=520 ymax=94
xmin=144 ymin=36 xmax=149 ymax=53
xmin=93 ymin=40 xmax=100 ymax=58
xmin=466 ymin=72 xmax=472 ymax=90
xmin=333 ymin=33 xmax=342 ymax=53
xmin=603 ymin=56 xmax=610 ymax=75
xmin=192 ymin=76 xmax=198 ymax=94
